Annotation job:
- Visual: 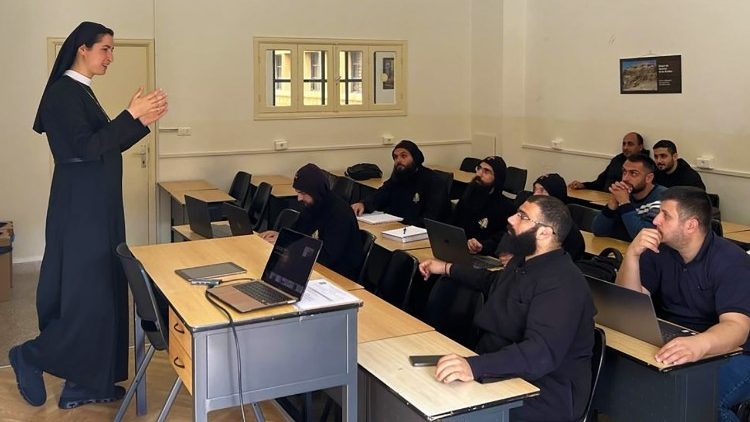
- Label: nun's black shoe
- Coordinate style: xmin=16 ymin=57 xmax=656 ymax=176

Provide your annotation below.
xmin=8 ymin=345 xmax=47 ymax=407
xmin=58 ymin=382 xmax=126 ymax=409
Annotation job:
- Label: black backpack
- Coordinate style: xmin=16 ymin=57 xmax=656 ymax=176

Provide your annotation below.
xmin=345 ymin=163 xmax=382 ymax=181
xmin=575 ymin=247 xmax=623 ymax=283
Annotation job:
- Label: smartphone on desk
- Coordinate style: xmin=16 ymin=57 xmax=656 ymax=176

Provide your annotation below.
xmin=409 ymin=355 xmax=442 ymax=367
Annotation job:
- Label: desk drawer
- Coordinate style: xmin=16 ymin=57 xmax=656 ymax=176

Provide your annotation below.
xmin=169 ymin=338 xmax=193 ymax=395
xmin=169 ymin=307 xmax=192 ymax=359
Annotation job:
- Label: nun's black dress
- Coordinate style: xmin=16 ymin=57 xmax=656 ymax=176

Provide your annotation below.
xmin=24 ymin=75 xmax=149 ymax=393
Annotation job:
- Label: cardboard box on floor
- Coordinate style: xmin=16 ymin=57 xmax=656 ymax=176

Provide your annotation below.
xmin=0 ymin=221 xmax=13 ymax=302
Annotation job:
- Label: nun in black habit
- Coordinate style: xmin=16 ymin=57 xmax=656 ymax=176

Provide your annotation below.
xmin=9 ymin=21 xmax=168 ymax=409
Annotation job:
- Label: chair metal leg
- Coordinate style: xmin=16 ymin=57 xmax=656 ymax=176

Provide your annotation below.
xmin=251 ymin=402 xmax=265 ymax=422
xmin=114 ymin=345 xmax=156 ymax=422
xmin=156 ymin=377 xmax=183 ymax=422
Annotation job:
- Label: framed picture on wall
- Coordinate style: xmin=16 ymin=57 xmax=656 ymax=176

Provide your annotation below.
xmin=620 ymin=55 xmax=681 ymax=94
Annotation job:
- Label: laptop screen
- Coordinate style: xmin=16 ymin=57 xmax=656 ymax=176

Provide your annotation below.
xmin=261 ymin=229 xmax=322 ymax=298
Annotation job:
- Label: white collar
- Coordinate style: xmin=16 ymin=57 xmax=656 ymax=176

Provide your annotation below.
xmin=64 ymin=70 xmax=92 ymax=86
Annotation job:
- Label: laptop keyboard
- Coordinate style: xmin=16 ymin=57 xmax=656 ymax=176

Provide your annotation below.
xmin=234 ymin=281 xmax=290 ymax=305
xmin=659 ymin=320 xmax=695 ymax=342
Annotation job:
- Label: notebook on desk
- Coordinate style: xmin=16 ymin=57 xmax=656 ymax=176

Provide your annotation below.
xmin=586 ymin=276 xmax=697 ymax=346
xmin=207 ymin=228 xmax=322 ymax=313
xmin=185 ymin=195 xmax=232 ymax=239
xmin=357 ymin=212 xmax=403 ymax=225
xmin=424 ymin=218 xmax=502 ymax=270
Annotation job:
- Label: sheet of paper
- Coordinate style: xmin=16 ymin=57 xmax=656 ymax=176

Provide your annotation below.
xmin=356 ymin=212 xmax=403 ymax=224
xmin=295 ymin=279 xmax=361 ymax=311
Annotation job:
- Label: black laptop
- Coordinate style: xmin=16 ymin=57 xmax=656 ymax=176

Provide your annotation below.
xmin=587 ymin=276 xmax=697 ymax=346
xmin=207 ymin=229 xmax=322 ymax=312
xmin=222 ymin=203 xmax=254 ymax=236
xmin=185 ymin=195 xmax=232 ymax=239
xmin=424 ymin=218 xmax=502 ymax=269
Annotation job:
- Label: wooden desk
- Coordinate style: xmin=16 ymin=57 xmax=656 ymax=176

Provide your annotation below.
xmin=593 ymin=324 xmax=741 ymax=422
xmin=358 ymin=331 xmax=539 ymax=421
xmin=409 ymin=247 xmax=435 ymax=262
xmin=581 ymin=230 xmax=630 ymax=255
xmin=358 ymin=221 xmax=431 ymax=251
xmin=349 ymin=289 xmax=433 ymax=344
xmin=270 ymin=184 xmax=297 ymax=198
xmin=175 ymin=189 xmax=235 ymax=206
xmin=726 ymin=230 xmax=750 ymax=244
xmin=253 ymin=174 xmax=293 ymax=186
xmin=428 ymin=164 xmax=475 ymax=184
xmin=722 ymin=221 xmax=750 ymax=235
xmin=130 ymin=236 xmax=359 ymax=421
xmin=567 ymin=188 xmax=611 ymax=204
xmin=158 ymin=180 xmax=217 ymax=195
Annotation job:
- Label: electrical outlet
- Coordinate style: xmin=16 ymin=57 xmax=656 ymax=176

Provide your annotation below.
xmin=382 ymin=135 xmax=394 ymax=145
xmin=177 ymin=127 xmax=191 ymax=136
xmin=551 ymin=138 xmax=563 ymax=149
xmin=274 ymin=139 xmax=288 ymax=151
xmin=696 ymin=156 xmax=714 ymax=169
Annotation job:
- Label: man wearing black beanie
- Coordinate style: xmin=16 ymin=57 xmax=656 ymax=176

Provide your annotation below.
xmin=452 ymin=156 xmax=515 ymax=256
xmin=351 ymin=140 xmax=447 ymax=226
xmin=261 ymin=163 xmax=363 ymax=279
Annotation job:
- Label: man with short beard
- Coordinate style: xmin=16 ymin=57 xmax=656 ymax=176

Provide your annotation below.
xmin=452 ymin=156 xmax=515 ymax=256
xmin=418 ymin=195 xmax=595 ymax=422
xmin=351 ymin=140 xmax=446 ymax=226
xmin=592 ymin=154 xmax=666 ymax=241
xmin=652 ymin=139 xmax=706 ymax=190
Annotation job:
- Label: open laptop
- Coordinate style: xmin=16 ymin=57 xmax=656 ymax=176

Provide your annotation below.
xmin=424 ymin=218 xmax=502 ymax=270
xmin=185 ymin=195 xmax=232 ymax=239
xmin=222 ymin=203 xmax=254 ymax=236
xmin=586 ymin=276 xmax=698 ymax=346
xmin=207 ymin=228 xmax=322 ymax=312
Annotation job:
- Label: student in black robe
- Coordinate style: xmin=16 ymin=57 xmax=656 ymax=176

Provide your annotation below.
xmin=9 ymin=22 xmax=168 ymax=409
xmin=260 ymin=163 xmax=364 ymax=280
xmin=351 ymin=140 xmax=448 ymax=226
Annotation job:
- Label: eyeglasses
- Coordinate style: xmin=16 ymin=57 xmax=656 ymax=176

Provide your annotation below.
xmin=475 ymin=165 xmax=494 ymax=176
xmin=515 ymin=211 xmax=556 ymax=234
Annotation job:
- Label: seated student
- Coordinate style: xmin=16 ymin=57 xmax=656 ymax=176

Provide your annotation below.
xmin=499 ymin=173 xmax=585 ymax=262
xmin=591 ymin=155 xmax=666 ymax=241
xmin=652 ymin=139 xmax=706 ymax=190
xmin=452 ymin=156 xmax=515 ymax=256
xmin=260 ymin=163 xmax=363 ymax=280
xmin=419 ymin=195 xmax=595 ymax=422
xmin=351 ymin=140 xmax=447 ymax=226
xmin=569 ymin=132 xmax=648 ymax=192
xmin=616 ymin=187 xmax=750 ymax=421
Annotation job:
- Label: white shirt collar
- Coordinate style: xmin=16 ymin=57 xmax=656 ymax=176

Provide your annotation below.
xmin=64 ymin=70 xmax=92 ymax=86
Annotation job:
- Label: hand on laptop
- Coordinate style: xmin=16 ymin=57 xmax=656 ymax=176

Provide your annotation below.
xmin=435 ymin=354 xmax=474 ymax=383
xmin=259 ymin=230 xmax=279 ymax=244
xmin=627 ymin=228 xmax=662 ymax=257
xmin=655 ymin=335 xmax=710 ymax=366
xmin=419 ymin=259 xmax=450 ymax=280
xmin=467 ymin=238 xmax=483 ymax=254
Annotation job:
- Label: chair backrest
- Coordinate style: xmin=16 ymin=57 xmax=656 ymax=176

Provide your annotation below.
xmin=423 ymin=275 xmax=485 ymax=349
xmin=321 ymin=169 xmax=338 ymax=190
xmin=273 ymin=208 xmax=301 ymax=231
xmin=581 ymin=327 xmax=607 ymax=422
xmin=568 ymin=204 xmax=599 ymax=232
xmin=375 ymin=250 xmax=418 ymax=310
xmin=228 ymin=171 xmax=252 ymax=208
xmin=711 ymin=219 xmax=723 ymax=237
xmin=247 ymin=182 xmax=272 ymax=231
xmin=503 ymin=166 xmax=528 ymax=196
xmin=356 ymin=229 xmax=377 ymax=283
xmin=459 ymin=157 xmax=482 ymax=172
xmin=115 ymin=243 xmax=168 ymax=351
xmin=332 ymin=176 xmax=355 ymax=204
xmin=432 ymin=169 xmax=454 ymax=221
xmin=707 ymin=193 xmax=721 ymax=221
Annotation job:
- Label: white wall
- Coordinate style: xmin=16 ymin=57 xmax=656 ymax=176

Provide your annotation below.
xmin=0 ymin=0 xmax=155 ymax=261
xmin=501 ymin=0 xmax=750 ymax=223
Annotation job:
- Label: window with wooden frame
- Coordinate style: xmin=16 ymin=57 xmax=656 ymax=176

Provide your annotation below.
xmin=254 ymin=37 xmax=406 ymax=119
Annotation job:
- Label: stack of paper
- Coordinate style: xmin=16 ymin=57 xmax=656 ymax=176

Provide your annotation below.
xmin=295 ymin=279 xmax=362 ymax=311
xmin=356 ymin=212 xmax=403 ymax=225
xmin=381 ymin=225 xmax=428 ymax=243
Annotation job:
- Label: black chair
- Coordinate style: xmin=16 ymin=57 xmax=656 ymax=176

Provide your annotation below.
xmin=247 ymin=182 xmax=272 ymax=231
xmin=580 ymin=327 xmax=607 ymax=422
xmin=356 ymin=229 xmax=376 ymax=284
xmin=228 ymin=171 xmax=252 ymax=208
xmin=707 ymin=193 xmax=721 ymax=221
xmin=422 ymin=276 xmax=485 ymax=350
xmin=332 ymin=176 xmax=355 ymax=204
xmin=114 ymin=243 xmax=181 ymax=422
xmin=374 ymin=250 xmax=419 ymax=310
xmin=711 ymin=219 xmax=724 ymax=237
xmin=568 ymin=204 xmax=599 ymax=232
xmin=432 ymin=169 xmax=454 ymax=221
xmin=503 ymin=166 xmax=528 ymax=197
xmin=321 ymin=169 xmax=338 ymax=190
xmin=459 ymin=157 xmax=482 ymax=172
xmin=273 ymin=208 xmax=301 ymax=231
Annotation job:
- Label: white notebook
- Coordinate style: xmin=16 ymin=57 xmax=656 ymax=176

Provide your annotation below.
xmin=356 ymin=212 xmax=403 ymax=225
xmin=381 ymin=225 xmax=428 ymax=243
